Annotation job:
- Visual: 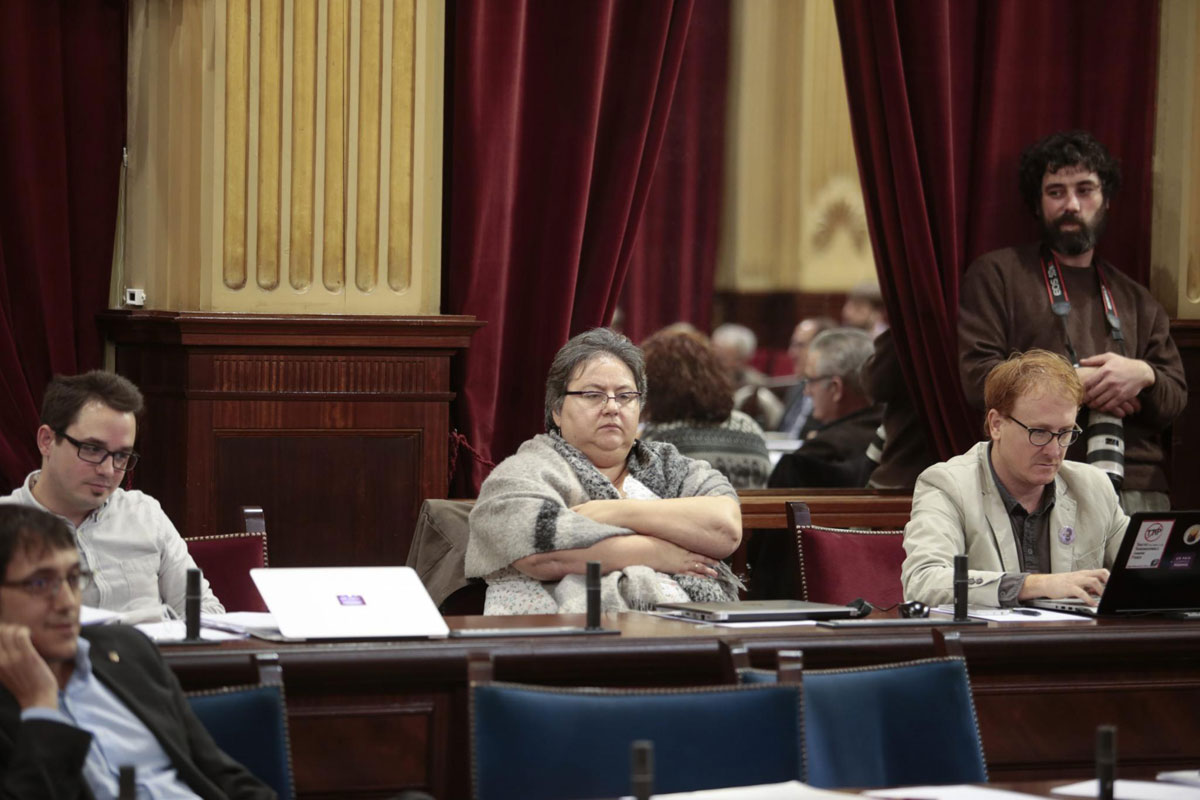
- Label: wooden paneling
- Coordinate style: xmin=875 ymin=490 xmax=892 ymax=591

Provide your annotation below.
xmin=98 ymin=311 xmax=481 ymax=565
xmin=216 ymin=433 xmax=421 ymax=566
xmin=1168 ymin=319 xmax=1200 ymax=508
xmin=164 ymin=615 xmax=1200 ymax=798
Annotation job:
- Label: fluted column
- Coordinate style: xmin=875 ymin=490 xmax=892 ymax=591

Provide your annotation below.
xmin=121 ymin=0 xmax=443 ymax=314
xmin=1152 ymin=0 xmax=1200 ymax=320
xmin=717 ymin=0 xmax=875 ymax=292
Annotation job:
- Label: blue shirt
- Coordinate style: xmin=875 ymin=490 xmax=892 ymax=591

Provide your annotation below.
xmin=21 ymin=636 xmax=200 ymax=799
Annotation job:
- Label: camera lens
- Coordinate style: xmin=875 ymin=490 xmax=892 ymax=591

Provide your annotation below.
xmin=1085 ymin=409 xmax=1125 ymax=490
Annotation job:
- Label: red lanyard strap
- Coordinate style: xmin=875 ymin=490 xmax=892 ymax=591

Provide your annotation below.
xmin=1038 ymin=249 xmax=1125 ymax=362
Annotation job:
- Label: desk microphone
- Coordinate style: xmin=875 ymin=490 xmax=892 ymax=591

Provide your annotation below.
xmin=185 ymin=568 xmax=201 ymax=640
xmin=631 ymin=739 xmax=653 ymax=800
xmin=118 ymin=765 xmax=136 ymax=800
xmin=1097 ymin=724 xmax=1116 ymax=800
xmin=586 ymin=561 xmax=601 ymax=630
xmin=953 ymin=555 xmax=968 ymax=621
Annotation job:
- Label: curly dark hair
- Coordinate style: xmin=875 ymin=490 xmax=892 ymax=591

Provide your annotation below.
xmin=641 ymin=329 xmax=733 ymax=425
xmin=1018 ymin=130 xmax=1122 ymax=217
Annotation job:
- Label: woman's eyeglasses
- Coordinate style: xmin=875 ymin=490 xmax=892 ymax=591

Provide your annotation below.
xmin=564 ymin=391 xmax=643 ymax=409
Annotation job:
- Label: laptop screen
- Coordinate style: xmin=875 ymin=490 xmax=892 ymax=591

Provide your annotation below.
xmin=1100 ymin=512 xmax=1200 ymax=614
xmin=250 ymin=566 xmax=450 ymax=639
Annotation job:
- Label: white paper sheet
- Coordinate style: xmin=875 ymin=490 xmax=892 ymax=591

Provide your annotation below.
xmin=931 ymin=605 xmax=1092 ymax=623
xmin=867 ymin=785 xmax=1051 ymax=799
xmin=1052 ymin=778 xmax=1200 ymax=799
xmin=1159 ymin=771 xmax=1200 ymax=788
xmin=80 ymin=605 xmax=121 ymax=626
xmin=621 ymin=780 xmax=851 ymax=798
xmin=200 ymin=611 xmax=282 ymax=638
xmin=641 ymin=611 xmax=820 ymax=628
xmin=135 ymin=620 xmax=244 ymax=642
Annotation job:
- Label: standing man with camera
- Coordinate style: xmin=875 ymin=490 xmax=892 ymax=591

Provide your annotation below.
xmin=959 ymin=130 xmax=1186 ymax=513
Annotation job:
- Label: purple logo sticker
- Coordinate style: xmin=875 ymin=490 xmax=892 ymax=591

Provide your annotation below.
xmin=337 ymin=594 xmax=366 ymax=606
xmin=1058 ymin=526 xmax=1075 ymax=545
xmin=1170 ymin=554 xmax=1194 ymax=569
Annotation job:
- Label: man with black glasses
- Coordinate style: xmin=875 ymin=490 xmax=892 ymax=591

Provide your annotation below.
xmin=0 ymin=505 xmax=270 ymax=797
xmin=902 ymin=351 xmax=1129 ymax=608
xmin=0 ymin=371 xmax=222 ymax=622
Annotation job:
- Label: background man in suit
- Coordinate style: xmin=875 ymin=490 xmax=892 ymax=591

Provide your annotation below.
xmin=776 ymin=316 xmax=835 ymax=438
xmin=0 ymin=504 xmax=272 ymax=798
xmin=902 ymin=350 xmax=1128 ymax=608
xmin=0 ymin=371 xmax=222 ymax=622
xmin=768 ymin=327 xmax=881 ymax=488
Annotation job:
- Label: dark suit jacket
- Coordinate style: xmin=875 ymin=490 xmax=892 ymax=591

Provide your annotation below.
xmin=768 ymin=404 xmax=884 ymax=488
xmin=0 ymin=624 xmax=274 ymax=799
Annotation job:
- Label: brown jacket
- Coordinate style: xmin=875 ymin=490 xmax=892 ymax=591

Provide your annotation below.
xmin=959 ymin=243 xmax=1187 ymax=492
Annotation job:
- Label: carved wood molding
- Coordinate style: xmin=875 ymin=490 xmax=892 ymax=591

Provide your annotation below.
xmin=98 ymin=310 xmax=485 ymax=349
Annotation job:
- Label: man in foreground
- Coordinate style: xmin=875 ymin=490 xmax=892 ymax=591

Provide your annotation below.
xmin=0 ymin=371 xmax=222 ymax=622
xmin=902 ymin=350 xmax=1129 ymax=608
xmin=0 ymin=504 xmax=272 ymax=797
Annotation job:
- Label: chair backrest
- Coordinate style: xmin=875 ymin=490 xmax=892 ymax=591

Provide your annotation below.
xmin=186 ymin=654 xmax=295 ymax=799
xmin=788 ymin=501 xmax=905 ymax=607
xmin=406 ymin=498 xmax=485 ymax=613
xmin=735 ymin=649 xmax=986 ymax=789
xmin=804 ymin=656 xmax=986 ymax=789
xmin=184 ymin=532 xmax=268 ymax=612
xmin=470 ymin=680 xmax=804 ymax=800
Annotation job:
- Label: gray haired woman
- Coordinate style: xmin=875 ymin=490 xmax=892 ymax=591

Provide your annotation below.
xmin=465 ymin=328 xmax=743 ymax=615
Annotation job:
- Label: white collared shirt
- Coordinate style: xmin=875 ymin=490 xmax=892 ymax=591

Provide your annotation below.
xmin=1 ymin=472 xmax=224 ymax=621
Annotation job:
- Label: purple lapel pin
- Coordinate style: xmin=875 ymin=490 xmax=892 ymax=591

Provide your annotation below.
xmin=1058 ymin=526 xmax=1075 ymax=546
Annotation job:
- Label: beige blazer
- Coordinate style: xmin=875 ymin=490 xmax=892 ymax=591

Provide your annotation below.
xmin=902 ymin=441 xmax=1129 ymax=606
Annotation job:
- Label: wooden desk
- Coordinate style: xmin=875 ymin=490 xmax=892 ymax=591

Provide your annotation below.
xmin=162 ymin=614 xmax=1200 ymax=799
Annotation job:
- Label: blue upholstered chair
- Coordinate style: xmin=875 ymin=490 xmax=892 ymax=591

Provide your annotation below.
xmin=186 ymin=653 xmax=295 ymax=799
xmin=739 ymin=651 xmax=987 ymax=789
xmin=469 ymin=669 xmax=804 ymax=800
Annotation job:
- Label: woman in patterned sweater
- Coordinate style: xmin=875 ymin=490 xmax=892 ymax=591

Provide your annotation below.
xmin=640 ymin=327 xmax=771 ymax=490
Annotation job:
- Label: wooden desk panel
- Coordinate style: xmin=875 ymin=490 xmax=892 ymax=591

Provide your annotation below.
xmin=163 ymin=615 xmax=1200 ymax=798
xmin=737 ymin=489 xmax=912 ymax=530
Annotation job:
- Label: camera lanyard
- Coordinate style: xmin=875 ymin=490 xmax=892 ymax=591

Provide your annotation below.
xmin=1038 ymin=247 xmax=1126 ymax=366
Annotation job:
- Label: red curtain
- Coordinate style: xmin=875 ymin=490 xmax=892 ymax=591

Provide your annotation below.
xmin=0 ymin=0 xmax=127 ymax=489
xmin=834 ymin=0 xmax=1160 ymax=458
xmin=618 ymin=0 xmax=729 ymax=345
xmin=445 ymin=0 xmax=695 ymax=492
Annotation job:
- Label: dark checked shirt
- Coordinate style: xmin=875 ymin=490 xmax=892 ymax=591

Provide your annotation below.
xmin=988 ymin=444 xmax=1055 ymax=607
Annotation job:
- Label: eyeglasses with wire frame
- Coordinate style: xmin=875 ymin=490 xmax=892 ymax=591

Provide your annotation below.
xmin=0 ymin=568 xmax=93 ymax=597
xmin=54 ymin=430 xmax=140 ymax=471
xmin=1006 ymin=415 xmax=1082 ymax=447
xmin=563 ymin=391 xmax=643 ymax=409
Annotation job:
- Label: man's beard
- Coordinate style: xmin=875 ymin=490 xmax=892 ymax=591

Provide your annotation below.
xmin=1041 ymin=205 xmax=1107 ymax=257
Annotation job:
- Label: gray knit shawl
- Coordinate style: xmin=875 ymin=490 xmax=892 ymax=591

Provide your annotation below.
xmin=465 ymin=433 xmax=741 ymax=609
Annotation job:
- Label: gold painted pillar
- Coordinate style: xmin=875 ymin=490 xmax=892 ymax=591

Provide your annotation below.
xmin=120 ymin=0 xmax=443 ymax=314
xmin=1152 ymin=0 xmax=1200 ymax=320
xmin=717 ymin=0 xmax=874 ymax=293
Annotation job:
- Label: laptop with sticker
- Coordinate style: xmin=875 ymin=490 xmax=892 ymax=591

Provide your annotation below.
xmin=1027 ymin=510 xmax=1200 ymax=617
xmin=250 ymin=566 xmax=450 ymax=639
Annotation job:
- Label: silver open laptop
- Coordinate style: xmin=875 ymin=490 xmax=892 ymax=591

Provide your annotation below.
xmin=1027 ymin=510 xmax=1200 ymax=617
xmin=250 ymin=566 xmax=449 ymax=639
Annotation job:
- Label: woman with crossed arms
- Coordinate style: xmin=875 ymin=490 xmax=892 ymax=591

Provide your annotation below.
xmin=465 ymin=328 xmax=743 ymax=615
